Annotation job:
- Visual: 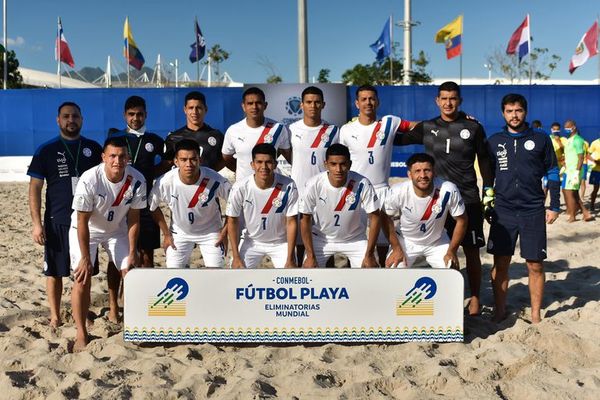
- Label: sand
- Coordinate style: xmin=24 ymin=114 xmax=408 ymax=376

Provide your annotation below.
xmin=1 ymin=181 xmax=599 ymax=399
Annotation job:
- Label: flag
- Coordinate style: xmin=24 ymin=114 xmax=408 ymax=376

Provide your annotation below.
xmin=123 ymin=17 xmax=145 ymax=70
xmin=506 ymin=15 xmax=530 ymax=62
xmin=569 ymin=21 xmax=598 ymax=74
xmin=189 ymin=19 xmax=206 ymax=63
xmin=370 ymin=18 xmax=391 ymax=62
xmin=55 ymin=17 xmax=75 ymax=68
xmin=435 ymin=15 xmax=463 ymax=59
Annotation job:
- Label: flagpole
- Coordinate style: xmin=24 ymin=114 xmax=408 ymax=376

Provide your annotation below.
xmin=3 ymin=0 xmax=7 ymax=90
xmin=126 ymin=17 xmax=130 ymax=88
xmin=195 ymin=17 xmax=200 ymax=84
xmin=528 ymin=14 xmax=532 ymax=85
xmin=57 ymin=17 xmax=62 ymax=89
xmin=389 ymin=14 xmax=393 ymax=84
xmin=459 ymin=14 xmax=463 ymax=85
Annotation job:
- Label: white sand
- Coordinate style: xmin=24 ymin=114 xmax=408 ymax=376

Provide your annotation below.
xmin=1 ymin=182 xmax=599 ymax=399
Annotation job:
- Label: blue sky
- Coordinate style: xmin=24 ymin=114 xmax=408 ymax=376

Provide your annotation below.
xmin=4 ymin=0 xmax=600 ymax=83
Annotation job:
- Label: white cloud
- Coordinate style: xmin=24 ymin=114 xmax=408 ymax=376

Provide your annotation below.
xmin=7 ymin=36 xmax=25 ymax=47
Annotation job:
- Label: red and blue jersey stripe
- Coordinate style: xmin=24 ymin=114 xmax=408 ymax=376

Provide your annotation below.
xmin=334 ymin=179 xmax=355 ymax=211
xmin=188 ymin=177 xmax=210 ymax=208
xmin=112 ymin=175 xmax=133 ymax=206
xmin=348 ymin=182 xmax=364 ymax=211
xmin=257 ymin=122 xmax=284 ymax=145
xmin=261 ymin=183 xmax=283 ymax=214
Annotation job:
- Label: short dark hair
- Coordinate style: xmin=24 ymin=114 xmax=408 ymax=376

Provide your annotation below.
xmin=243 ymin=87 xmax=266 ymax=103
xmin=175 ymin=139 xmax=201 ymax=157
xmin=355 ymin=84 xmax=378 ymax=100
xmin=185 ymin=91 xmax=207 ymax=107
xmin=124 ymin=95 xmax=146 ymax=112
xmin=551 ymin=122 xmax=561 ymax=129
xmin=325 ymin=143 xmax=351 ymax=160
xmin=301 ymin=86 xmax=324 ymax=101
xmin=407 ymin=153 xmax=435 ymax=169
xmin=532 ymin=120 xmax=542 ymax=128
xmin=501 ymin=93 xmax=528 ymax=112
xmin=57 ymin=101 xmax=81 ymax=116
xmin=252 ymin=143 xmax=277 ymax=160
xmin=437 ymin=81 xmax=461 ymax=97
xmin=103 ymin=136 xmax=128 ymax=152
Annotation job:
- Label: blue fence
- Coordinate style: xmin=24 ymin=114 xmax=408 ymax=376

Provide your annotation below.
xmin=2 ymin=85 xmax=599 ymax=174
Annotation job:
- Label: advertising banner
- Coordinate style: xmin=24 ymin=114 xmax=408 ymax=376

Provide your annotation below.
xmin=124 ymin=268 xmax=463 ymax=343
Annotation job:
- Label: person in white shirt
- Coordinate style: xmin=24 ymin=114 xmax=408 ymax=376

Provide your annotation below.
xmin=300 ymin=143 xmax=380 ymax=268
xmin=382 ymin=153 xmax=467 ymax=269
xmin=149 ymin=139 xmax=231 ymax=268
xmin=289 ymin=86 xmax=339 ymax=264
xmin=339 ymin=84 xmax=415 ymax=267
xmin=70 ymin=136 xmax=147 ymax=351
xmin=226 ymin=143 xmax=299 ymax=268
xmin=222 ymin=87 xmax=292 ymax=181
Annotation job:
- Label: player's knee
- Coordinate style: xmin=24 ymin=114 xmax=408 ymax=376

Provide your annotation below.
xmin=526 ymin=261 xmax=544 ymax=274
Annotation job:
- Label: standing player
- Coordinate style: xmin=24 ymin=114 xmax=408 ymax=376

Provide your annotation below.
xmin=226 ymin=144 xmax=298 ymax=268
xmin=562 ymin=120 xmax=593 ymax=222
xmin=382 ymin=153 xmax=467 ymax=269
xmin=289 ymin=86 xmax=339 ymax=264
xmin=149 ymin=139 xmax=230 ymax=268
xmin=486 ymin=93 xmax=560 ymax=324
xmin=340 ymin=85 xmax=414 ymax=267
xmin=222 ymin=87 xmax=292 ymax=181
xmin=397 ymin=81 xmax=494 ymax=316
xmin=588 ymin=136 xmax=600 ymax=210
xmin=163 ymin=91 xmax=226 ymax=172
xmin=70 ymin=137 xmax=146 ymax=350
xmin=300 ymin=144 xmax=380 ymax=268
xmin=28 ymin=102 xmax=102 ymax=328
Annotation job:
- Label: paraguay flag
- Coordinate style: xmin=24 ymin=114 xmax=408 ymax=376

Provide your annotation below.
xmin=55 ymin=17 xmax=75 ymax=68
xmin=506 ymin=15 xmax=530 ymax=62
xmin=124 ymin=17 xmax=145 ymax=70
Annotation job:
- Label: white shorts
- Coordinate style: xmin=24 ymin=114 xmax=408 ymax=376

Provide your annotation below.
xmin=373 ymin=186 xmax=389 ymax=247
xmin=239 ymin=238 xmax=290 ymax=269
xmin=166 ymin=232 xmax=225 ymax=268
xmin=309 ymin=235 xmax=368 ymax=268
xmin=389 ymin=235 xmax=450 ymax=269
xmin=69 ymin=228 xmax=130 ymax=271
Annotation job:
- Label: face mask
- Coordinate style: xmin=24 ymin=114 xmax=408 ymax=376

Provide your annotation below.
xmin=551 ymin=130 xmax=560 ymax=135
xmin=564 ymin=128 xmax=573 ymax=134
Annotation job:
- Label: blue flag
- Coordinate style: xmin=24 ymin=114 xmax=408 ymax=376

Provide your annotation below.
xmin=189 ymin=19 xmax=206 ymax=63
xmin=370 ymin=18 xmax=391 ymax=62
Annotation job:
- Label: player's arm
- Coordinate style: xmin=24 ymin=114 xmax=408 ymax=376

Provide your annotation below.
xmin=222 ymin=154 xmax=237 ymax=172
xmin=285 ymin=216 xmax=298 ymax=268
xmin=227 ymin=216 xmax=244 ymax=268
xmin=475 ymin=125 xmax=495 ymax=190
xmin=279 ymin=147 xmax=292 ymax=164
xmin=362 ymin=210 xmax=380 ymax=268
xmin=381 ymin=213 xmax=405 ymax=268
xmin=300 ymin=214 xmax=318 ymax=268
xmin=74 ymin=211 xmax=93 ymax=284
xmin=150 ymin=208 xmax=176 ymax=250
xmin=28 ymin=177 xmax=45 ymax=245
xmin=394 ymin=121 xmax=424 ymax=146
xmin=444 ymin=213 xmax=467 ymax=270
xmin=126 ymin=208 xmax=141 ymax=271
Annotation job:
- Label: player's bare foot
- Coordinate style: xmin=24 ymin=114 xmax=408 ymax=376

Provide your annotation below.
xmin=583 ymin=215 xmax=595 ymax=222
xmin=467 ymin=297 xmax=481 ymax=316
xmin=108 ymin=311 xmax=120 ymax=324
xmin=567 ymin=217 xmax=576 ymax=223
xmin=49 ymin=318 xmax=62 ymax=329
xmin=531 ymin=314 xmax=542 ymax=324
xmin=72 ymin=336 xmax=89 ymax=352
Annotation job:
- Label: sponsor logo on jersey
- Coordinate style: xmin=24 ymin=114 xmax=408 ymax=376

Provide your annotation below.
xmin=497 ymin=143 xmax=508 ymax=171
xmin=431 ymin=129 xmax=439 ymax=136
xmin=148 ymin=277 xmax=189 ymax=317
xmin=56 ymin=151 xmax=67 ymax=164
xmin=396 ymin=277 xmax=436 ymax=316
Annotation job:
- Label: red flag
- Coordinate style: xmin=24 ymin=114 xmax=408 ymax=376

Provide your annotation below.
xmin=569 ymin=21 xmax=598 ymax=74
xmin=55 ymin=17 xmax=75 ymax=68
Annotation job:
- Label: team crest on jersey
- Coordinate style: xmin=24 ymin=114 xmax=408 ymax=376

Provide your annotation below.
xmin=524 ymin=140 xmax=535 ymax=151
xmin=208 ymin=136 xmax=217 ymax=146
xmin=431 ymin=203 xmax=442 ymax=214
xmin=263 ymin=134 xmax=274 ymax=143
xmin=272 ymin=197 xmax=283 ymax=208
xmin=376 ymin=130 xmax=386 ymax=140
xmin=285 ymin=96 xmax=303 ymax=117
xmin=145 ymin=143 xmax=154 ymax=152
xmin=460 ymin=129 xmax=471 ymax=140
xmin=345 ymin=193 xmax=356 ymax=205
xmin=198 ymin=193 xmax=209 ymax=204
xmin=83 ymin=147 xmax=92 ymax=157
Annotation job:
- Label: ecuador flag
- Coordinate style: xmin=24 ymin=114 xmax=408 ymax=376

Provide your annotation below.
xmin=124 ymin=17 xmax=145 ymax=70
xmin=435 ymin=15 xmax=463 ymax=60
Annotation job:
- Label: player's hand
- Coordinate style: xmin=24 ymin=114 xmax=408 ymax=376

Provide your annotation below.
xmin=32 ymin=223 xmax=45 ymax=246
xmin=128 ymin=251 xmax=140 ymax=269
xmin=443 ymin=251 xmax=459 ymax=270
xmin=216 ymin=228 xmax=228 ymax=255
xmin=546 ymin=209 xmax=559 ymax=224
xmin=73 ymin=258 xmax=93 ymax=284
xmin=231 ymin=256 xmax=245 ymax=269
xmin=302 ymin=255 xmax=318 ymax=268
xmin=385 ymin=247 xmax=405 ymax=268
xmin=361 ymin=253 xmax=378 ymax=268
xmin=162 ymin=233 xmax=177 ymax=250
xmin=284 ymin=258 xmax=297 ymax=268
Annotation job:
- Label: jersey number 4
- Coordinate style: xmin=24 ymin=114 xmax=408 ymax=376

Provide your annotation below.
xmin=420 ymin=223 xmax=427 ymax=233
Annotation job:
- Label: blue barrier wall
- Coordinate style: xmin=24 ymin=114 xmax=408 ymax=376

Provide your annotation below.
xmin=2 ymin=85 xmax=599 ymax=160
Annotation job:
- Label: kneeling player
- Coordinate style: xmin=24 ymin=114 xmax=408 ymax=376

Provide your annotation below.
xmin=382 ymin=153 xmax=467 ymax=269
xmin=300 ymin=143 xmax=380 ymax=268
xmin=150 ymin=139 xmax=230 ymax=268
xmin=70 ymin=137 xmax=146 ymax=350
xmin=226 ymin=143 xmax=298 ymax=268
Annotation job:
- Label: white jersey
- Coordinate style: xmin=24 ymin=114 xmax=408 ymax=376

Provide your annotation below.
xmin=289 ymin=119 xmax=339 ymax=197
xmin=149 ymin=167 xmax=231 ymax=239
xmin=223 ymin=117 xmax=291 ymax=181
xmin=226 ymin=173 xmax=298 ymax=244
xmin=384 ymin=178 xmax=465 ymax=245
xmin=71 ymin=164 xmax=146 ymax=237
xmin=339 ymin=115 xmax=410 ymax=188
xmin=299 ymin=171 xmax=379 ymax=243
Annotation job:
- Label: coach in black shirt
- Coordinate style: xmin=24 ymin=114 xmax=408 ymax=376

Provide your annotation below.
xmin=397 ymin=81 xmax=494 ymax=316
xmin=163 ymin=91 xmax=225 ymax=171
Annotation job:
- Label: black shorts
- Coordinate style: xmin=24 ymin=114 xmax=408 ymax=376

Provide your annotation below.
xmin=44 ymin=222 xmax=99 ymax=277
xmin=138 ymin=207 xmax=160 ymax=250
xmin=445 ymin=203 xmax=485 ymax=248
xmin=486 ymin=209 xmax=547 ymax=260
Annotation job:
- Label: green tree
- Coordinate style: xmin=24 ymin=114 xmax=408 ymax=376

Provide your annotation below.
xmin=203 ymin=44 xmax=230 ymax=82
xmin=266 ymin=75 xmax=282 ymax=84
xmin=317 ymin=68 xmax=330 ymax=83
xmin=0 ymin=45 xmax=24 ymax=88
xmin=341 ymin=55 xmax=431 ymax=86
xmin=486 ymin=46 xmax=561 ymax=83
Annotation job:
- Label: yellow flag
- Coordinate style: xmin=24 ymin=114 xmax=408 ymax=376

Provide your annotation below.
xmin=435 ymin=15 xmax=463 ymax=43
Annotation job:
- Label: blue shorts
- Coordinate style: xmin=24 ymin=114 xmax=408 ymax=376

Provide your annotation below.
xmin=44 ymin=221 xmax=99 ymax=277
xmin=582 ymin=164 xmax=588 ymax=178
xmin=589 ymin=171 xmax=600 ymax=185
xmin=486 ymin=209 xmax=547 ymax=260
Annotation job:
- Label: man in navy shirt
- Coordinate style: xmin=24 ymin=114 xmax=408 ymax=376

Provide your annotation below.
xmin=486 ymin=93 xmax=560 ymax=324
xmin=28 ymin=102 xmax=102 ymax=328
